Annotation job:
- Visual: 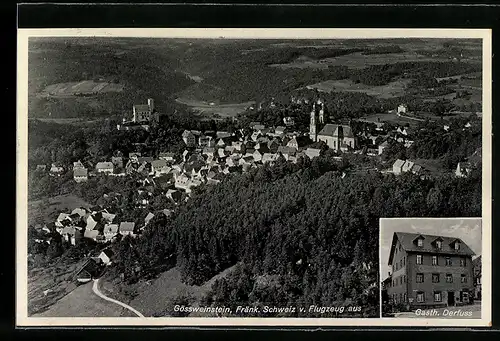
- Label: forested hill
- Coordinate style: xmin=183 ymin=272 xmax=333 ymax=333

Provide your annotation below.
xmin=111 ymin=156 xmax=481 ymax=317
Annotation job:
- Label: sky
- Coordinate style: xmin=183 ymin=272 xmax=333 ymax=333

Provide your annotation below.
xmin=379 ymin=218 xmax=482 ymax=280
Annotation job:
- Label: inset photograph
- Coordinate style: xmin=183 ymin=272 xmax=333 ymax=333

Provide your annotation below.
xmin=380 ymin=218 xmax=481 ymax=318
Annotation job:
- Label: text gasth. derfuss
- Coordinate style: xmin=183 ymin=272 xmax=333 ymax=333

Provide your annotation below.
xmin=415 ymin=309 xmax=473 ymax=317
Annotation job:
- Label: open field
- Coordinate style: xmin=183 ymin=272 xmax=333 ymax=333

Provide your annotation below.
xmin=306 ymin=78 xmax=411 ymax=99
xmin=358 ymin=113 xmax=422 ymax=127
xmin=122 ymin=265 xmax=238 ymax=317
xmin=270 ymin=51 xmax=453 ymax=70
xmin=40 ymin=80 xmax=124 ymax=98
xmin=32 ymin=281 xmax=132 ymax=317
xmin=28 ymin=194 xmax=92 ymax=227
xmin=28 ymin=258 xmax=85 ymax=316
xmin=175 ymin=97 xmax=254 ymax=119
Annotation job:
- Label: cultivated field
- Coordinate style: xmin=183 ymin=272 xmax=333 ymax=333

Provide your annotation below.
xmin=28 ymin=194 xmax=92 ymax=227
xmin=39 ymin=80 xmax=124 ymax=98
xmin=175 ymin=97 xmax=254 ymax=119
xmin=306 ymin=78 xmax=411 ymax=99
xmin=270 ymin=51 xmax=453 ymax=70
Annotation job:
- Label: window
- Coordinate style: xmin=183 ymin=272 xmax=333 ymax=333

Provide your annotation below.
xmin=432 ymin=273 xmax=440 ymax=283
xmin=432 ymin=255 xmax=438 ymax=265
xmin=403 ymin=257 xmax=406 ymax=266
xmin=404 ymin=293 xmax=407 ymax=302
xmin=460 ymin=258 xmax=467 ymax=267
xmin=400 ymin=259 xmax=403 ymax=268
xmin=455 ymin=242 xmax=460 ymax=250
xmin=416 ymin=255 xmax=423 ymax=265
xmin=400 ymin=276 xmax=403 ymax=285
xmin=417 ymin=292 xmax=425 ymax=303
xmin=461 ymin=274 xmax=467 ymax=283
xmin=417 ymin=239 xmax=423 ymax=247
xmin=416 ymin=273 xmax=424 ymax=283
xmin=446 ymin=257 xmax=452 ymax=266
xmin=434 ymin=292 xmax=442 ymax=302
xmin=446 ymin=274 xmax=453 ymax=283
xmin=436 ymin=240 xmax=442 ymax=249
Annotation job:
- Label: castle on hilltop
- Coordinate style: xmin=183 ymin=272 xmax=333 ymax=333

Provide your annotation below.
xmin=117 ymin=98 xmax=159 ymax=131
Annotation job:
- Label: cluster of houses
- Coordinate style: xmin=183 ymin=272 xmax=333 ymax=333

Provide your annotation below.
xmin=34 ymin=206 xmax=161 ymax=246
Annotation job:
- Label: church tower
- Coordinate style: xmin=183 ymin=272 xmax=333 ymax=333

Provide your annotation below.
xmin=310 ymin=103 xmax=317 ymax=142
xmin=319 ymin=103 xmax=325 ymax=124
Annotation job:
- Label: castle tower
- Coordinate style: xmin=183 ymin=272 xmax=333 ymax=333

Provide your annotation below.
xmin=148 ymin=98 xmax=155 ymax=112
xmin=310 ymin=103 xmax=317 ymax=142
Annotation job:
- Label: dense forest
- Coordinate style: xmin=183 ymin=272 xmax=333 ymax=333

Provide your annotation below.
xmin=105 ymin=154 xmax=481 ymax=317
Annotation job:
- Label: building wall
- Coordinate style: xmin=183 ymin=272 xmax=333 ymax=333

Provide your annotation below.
xmin=317 ymin=135 xmax=356 ymax=151
xmin=406 ymin=252 xmax=474 ymax=307
xmin=387 ymin=240 xmax=409 ymax=304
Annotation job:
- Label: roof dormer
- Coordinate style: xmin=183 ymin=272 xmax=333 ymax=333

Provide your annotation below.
xmin=413 ymin=235 xmax=425 ymax=247
xmin=450 ymin=239 xmax=461 ymax=251
xmin=432 ymin=237 xmax=444 ymax=249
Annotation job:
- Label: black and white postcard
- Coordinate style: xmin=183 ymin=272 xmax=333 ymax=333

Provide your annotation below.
xmin=16 ymin=28 xmax=491 ymax=327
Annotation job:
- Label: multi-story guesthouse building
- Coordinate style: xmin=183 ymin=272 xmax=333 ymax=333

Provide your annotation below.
xmin=386 ymin=232 xmax=475 ymax=309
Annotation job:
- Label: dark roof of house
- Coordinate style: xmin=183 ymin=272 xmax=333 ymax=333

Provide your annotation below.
xmin=388 ymin=232 xmax=475 ymax=264
xmin=318 ymin=124 xmax=354 ymax=138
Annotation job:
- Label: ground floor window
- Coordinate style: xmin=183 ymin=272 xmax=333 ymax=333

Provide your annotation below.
xmin=417 ymin=292 xmax=425 ymax=303
xmin=404 ymin=293 xmax=407 ymax=302
xmin=434 ymin=292 xmax=442 ymax=302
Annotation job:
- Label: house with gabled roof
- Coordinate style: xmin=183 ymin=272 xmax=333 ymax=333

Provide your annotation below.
xmin=182 ymin=130 xmax=196 ymax=147
xmin=119 ymin=222 xmax=136 ymax=237
xmin=158 ymin=152 xmax=176 ymax=162
xmin=96 ymin=162 xmax=114 ymax=174
xmin=393 ymin=159 xmax=406 ymax=175
xmin=386 ymin=232 xmax=475 ymax=309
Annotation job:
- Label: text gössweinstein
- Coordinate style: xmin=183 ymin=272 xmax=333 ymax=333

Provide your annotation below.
xmin=173 ymin=305 xmax=362 ymax=314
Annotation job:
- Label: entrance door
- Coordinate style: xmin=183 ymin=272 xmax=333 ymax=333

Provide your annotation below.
xmin=448 ymin=291 xmax=455 ymax=306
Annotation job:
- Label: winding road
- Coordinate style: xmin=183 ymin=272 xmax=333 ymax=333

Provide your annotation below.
xmin=92 ymin=279 xmax=145 ymax=317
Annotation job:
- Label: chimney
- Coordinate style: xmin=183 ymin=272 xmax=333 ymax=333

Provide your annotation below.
xmin=147 ymin=98 xmax=155 ymax=112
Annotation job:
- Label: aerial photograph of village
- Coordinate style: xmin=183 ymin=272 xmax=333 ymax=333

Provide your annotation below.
xmin=25 ymin=36 xmax=482 ymax=319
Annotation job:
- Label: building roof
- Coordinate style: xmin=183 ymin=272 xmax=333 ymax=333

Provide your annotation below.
xmin=104 ymin=224 xmax=119 ymax=234
xmin=304 ymin=148 xmax=321 ymax=159
xmin=145 ymin=212 xmax=155 ymax=224
xmin=393 ymin=159 xmax=405 ymax=169
xmin=133 ymin=104 xmax=150 ymax=112
xmin=119 ymin=222 xmax=135 ymax=233
xmin=84 ymin=229 xmax=99 ymax=239
xmin=388 ymin=232 xmax=475 ymax=264
xmin=318 ymin=124 xmax=354 ymax=138
xmin=182 ymin=130 xmax=194 ymax=138
xmin=96 ymin=162 xmax=114 ymax=170
xmin=151 ymin=159 xmax=168 ymax=168
xmin=159 ymin=152 xmax=175 ymax=158
xmin=73 ymin=168 xmax=88 ymax=177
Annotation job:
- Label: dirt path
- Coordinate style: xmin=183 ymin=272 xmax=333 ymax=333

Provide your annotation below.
xmin=92 ymin=279 xmax=145 ymax=317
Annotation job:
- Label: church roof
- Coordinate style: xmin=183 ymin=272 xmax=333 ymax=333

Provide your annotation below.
xmin=318 ymin=124 xmax=354 ymax=138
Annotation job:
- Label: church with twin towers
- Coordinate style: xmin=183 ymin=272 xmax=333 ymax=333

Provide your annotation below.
xmin=309 ymin=98 xmax=357 ymax=152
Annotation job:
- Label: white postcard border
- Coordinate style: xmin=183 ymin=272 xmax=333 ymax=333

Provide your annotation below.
xmin=16 ymin=28 xmax=492 ymax=327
